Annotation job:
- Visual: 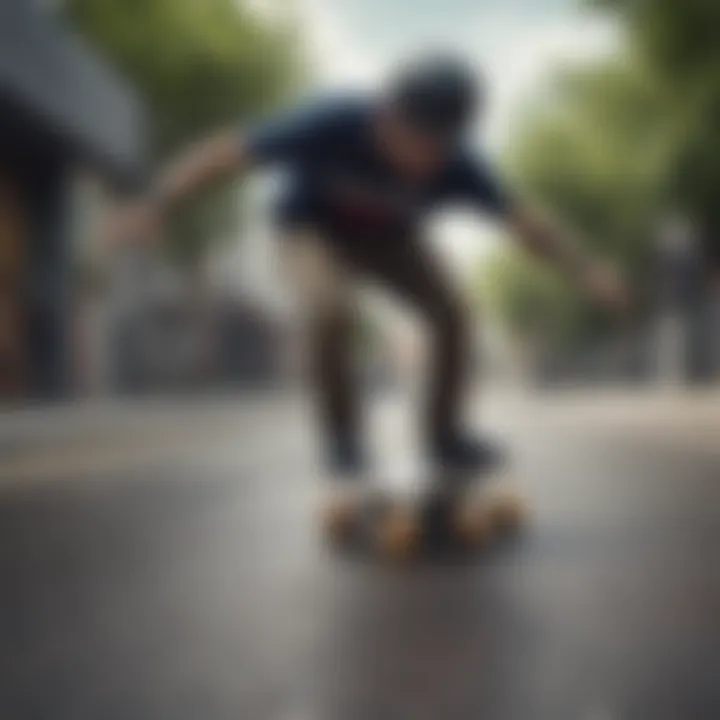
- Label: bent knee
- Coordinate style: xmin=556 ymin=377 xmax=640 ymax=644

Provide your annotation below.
xmin=279 ymin=231 xmax=353 ymax=323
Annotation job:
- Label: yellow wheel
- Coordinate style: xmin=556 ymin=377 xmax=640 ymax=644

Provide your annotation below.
xmin=489 ymin=488 xmax=527 ymax=533
xmin=453 ymin=495 xmax=494 ymax=548
xmin=319 ymin=492 xmax=359 ymax=541
xmin=375 ymin=504 xmax=421 ymax=561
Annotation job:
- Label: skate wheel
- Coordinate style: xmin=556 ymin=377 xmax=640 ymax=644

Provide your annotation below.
xmin=489 ymin=489 xmax=527 ymax=533
xmin=453 ymin=499 xmax=494 ymax=548
xmin=319 ymin=496 xmax=358 ymax=540
xmin=375 ymin=505 xmax=421 ymax=560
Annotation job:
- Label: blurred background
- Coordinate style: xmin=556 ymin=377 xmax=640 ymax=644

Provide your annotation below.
xmin=2 ymin=0 xmax=719 ymax=401
xmin=2 ymin=2 xmax=720 ymax=719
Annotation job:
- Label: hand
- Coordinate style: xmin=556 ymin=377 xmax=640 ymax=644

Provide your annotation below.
xmin=580 ymin=261 xmax=629 ymax=316
xmin=104 ymin=198 xmax=164 ymax=249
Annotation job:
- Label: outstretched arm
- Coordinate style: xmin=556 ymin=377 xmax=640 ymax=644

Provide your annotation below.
xmin=507 ymin=202 xmax=628 ymax=313
xmin=452 ymin=155 xmax=628 ymax=314
xmin=150 ymin=130 xmax=250 ymax=212
xmin=110 ymin=97 xmax=351 ymax=245
xmin=109 ymin=130 xmax=251 ymax=245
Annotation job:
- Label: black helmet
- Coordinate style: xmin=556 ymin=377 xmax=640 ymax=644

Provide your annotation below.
xmin=386 ymin=54 xmax=482 ymax=140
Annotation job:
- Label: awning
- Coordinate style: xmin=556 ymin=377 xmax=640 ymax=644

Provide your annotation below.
xmin=0 ymin=1 xmax=144 ymax=179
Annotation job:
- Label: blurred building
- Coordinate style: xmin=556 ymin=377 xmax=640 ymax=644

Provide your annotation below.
xmin=0 ymin=0 xmax=143 ymax=401
xmin=111 ymin=266 xmax=295 ymax=395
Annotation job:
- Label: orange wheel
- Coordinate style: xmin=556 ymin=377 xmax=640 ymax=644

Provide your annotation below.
xmin=375 ymin=504 xmax=421 ymax=560
xmin=490 ymin=488 xmax=527 ymax=533
xmin=453 ymin=495 xmax=494 ymax=548
xmin=319 ymin=494 xmax=359 ymax=540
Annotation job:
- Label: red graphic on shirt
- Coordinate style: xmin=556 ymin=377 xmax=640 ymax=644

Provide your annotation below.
xmin=330 ymin=178 xmax=415 ymax=229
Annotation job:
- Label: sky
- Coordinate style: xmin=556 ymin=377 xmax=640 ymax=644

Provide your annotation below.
xmin=261 ymin=0 xmax=618 ymax=149
xmin=229 ymin=0 xmax=618 ymax=301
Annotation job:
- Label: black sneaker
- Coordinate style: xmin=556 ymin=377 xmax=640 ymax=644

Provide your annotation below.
xmin=431 ymin=433 xmax=506 ymax=474
xmin=327 ymin=435 xmax=367 ymax=480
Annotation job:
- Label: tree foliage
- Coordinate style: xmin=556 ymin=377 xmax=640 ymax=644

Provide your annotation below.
xmin=595 ymin=0 xmax=720 ymax=229
xmin=66 ymin=0 xmax=302 ymax=266
xmin=478 ymin=0 xmax=720 ymax=348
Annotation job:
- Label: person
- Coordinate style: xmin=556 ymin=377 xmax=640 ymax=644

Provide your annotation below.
xmin=110 ymin=54 xmax=626 ymax=516
xmin=652 ymin=214 xmax=703 ymax=385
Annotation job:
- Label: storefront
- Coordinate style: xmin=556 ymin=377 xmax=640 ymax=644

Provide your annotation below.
xmin=0 ymin=1 xmax=143 ymax=400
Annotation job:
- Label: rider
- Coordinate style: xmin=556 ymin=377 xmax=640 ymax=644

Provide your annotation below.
xmin=112 ymin=54 xmax=626 ymax=493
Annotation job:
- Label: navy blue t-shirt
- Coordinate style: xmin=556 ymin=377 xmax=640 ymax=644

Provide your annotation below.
xmin=245 ymin=95 xmax=514 ymax=240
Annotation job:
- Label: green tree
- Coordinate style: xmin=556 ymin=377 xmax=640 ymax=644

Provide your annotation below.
xmin=477 ymin=0 xmax=720 ymax=349
xmin=66 ymin=0 xmax=302 ymax=266
xmin=590 ymin=0 xmax=720 ymax=240
xmin=477 ymin=55 xmax=672 ymax=347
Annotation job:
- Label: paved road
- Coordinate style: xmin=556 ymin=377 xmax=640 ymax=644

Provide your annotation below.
xmin=1 ymin=391 xmax=720 ymax=720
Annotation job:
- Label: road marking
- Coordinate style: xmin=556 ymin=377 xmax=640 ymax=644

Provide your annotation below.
xmin=0 ymin=425 xmax=236 ymax=487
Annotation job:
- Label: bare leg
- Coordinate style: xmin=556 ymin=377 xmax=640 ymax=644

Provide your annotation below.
xmin=338 ymin=233 xmax=470 ymax=448
xmin=279 ymin=230 xmax=363 ymax=473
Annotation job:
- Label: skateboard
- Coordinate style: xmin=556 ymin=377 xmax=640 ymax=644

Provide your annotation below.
xmin=319 ymin=462 xmax=527 ymax=561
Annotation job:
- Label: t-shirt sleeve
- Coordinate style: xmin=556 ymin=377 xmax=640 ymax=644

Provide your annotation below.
xmin=243 ymin=97 xmax=357 ymax=166
xmin=447 ymin=154 xmax=516 ymax=219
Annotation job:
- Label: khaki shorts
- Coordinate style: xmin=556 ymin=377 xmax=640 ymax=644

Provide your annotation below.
xmin=278 ymin=229 xmax=356 ymax=322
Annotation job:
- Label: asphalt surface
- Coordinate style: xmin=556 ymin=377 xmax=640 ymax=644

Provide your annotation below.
xmin=1 ymin=390 xmax=720 ymax=720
